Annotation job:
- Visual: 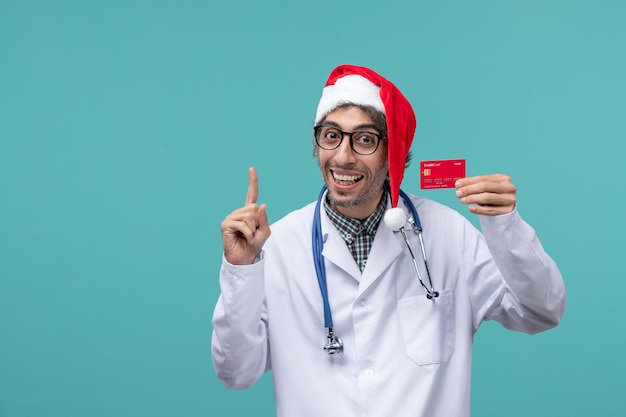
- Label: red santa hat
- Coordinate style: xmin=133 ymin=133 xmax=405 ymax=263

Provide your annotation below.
xmin=315 ymin=64 xmax=417 ymax=229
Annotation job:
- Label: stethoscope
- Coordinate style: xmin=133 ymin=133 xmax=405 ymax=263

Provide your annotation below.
xmin=312 ymin=185 xmax=439 ymax=359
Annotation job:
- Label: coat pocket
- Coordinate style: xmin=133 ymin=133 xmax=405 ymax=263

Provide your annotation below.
xmin=397 ymin=289 xmax=455 ymax=365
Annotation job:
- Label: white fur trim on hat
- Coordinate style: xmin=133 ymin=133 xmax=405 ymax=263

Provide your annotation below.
xmin=314 ymin=75 xmax=384 ymax=124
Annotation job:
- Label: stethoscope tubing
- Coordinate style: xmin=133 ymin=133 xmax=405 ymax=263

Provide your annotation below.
xmin=313 ymin=185 xmax=333 ymax=329
xmin=313 ymin=185 xmax=437 ymax=358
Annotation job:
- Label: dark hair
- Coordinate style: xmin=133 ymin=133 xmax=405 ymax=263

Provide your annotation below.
xmin=312 ymin=103 xmax=413 ymax=167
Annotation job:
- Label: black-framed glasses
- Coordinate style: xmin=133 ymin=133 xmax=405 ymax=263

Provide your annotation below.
xmin=313 ymin=125 xmax=384 ymax=155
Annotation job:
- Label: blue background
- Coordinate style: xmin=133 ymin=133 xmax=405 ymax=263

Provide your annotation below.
xmin=1 ymin=1 xmax=624 ymax=416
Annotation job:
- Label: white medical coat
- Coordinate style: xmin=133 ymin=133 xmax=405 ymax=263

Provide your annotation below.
xmin=211 ymin=192 xmax=566 ymax=417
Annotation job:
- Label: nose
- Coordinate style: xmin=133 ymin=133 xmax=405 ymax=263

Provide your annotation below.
xmin=333 ymin=133 xmax=357 ymax=163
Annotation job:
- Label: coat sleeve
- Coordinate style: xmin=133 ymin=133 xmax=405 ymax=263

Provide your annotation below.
xmin=477 ymin=208 xmax=566 ymax=334
xmin=211 ymin=253 xmax=270 ymax=389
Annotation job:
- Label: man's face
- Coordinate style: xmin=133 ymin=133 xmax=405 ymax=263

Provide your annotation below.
xmin=316 ymin=106 xmax=388 ymax=220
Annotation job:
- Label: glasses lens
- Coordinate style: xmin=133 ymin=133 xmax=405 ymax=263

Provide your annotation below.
xmin=316 ymin=126 xmax=342 ymax=150
xmin=351 ymin=132 xmax=380 ymax=155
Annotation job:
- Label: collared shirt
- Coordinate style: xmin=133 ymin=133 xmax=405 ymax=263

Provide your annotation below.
xmin=323 ymin=194 xmax=386 ymax=272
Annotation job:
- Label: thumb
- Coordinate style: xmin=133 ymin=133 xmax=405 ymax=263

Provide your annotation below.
xmin=257 ymin=203 xmax=271 ymax=238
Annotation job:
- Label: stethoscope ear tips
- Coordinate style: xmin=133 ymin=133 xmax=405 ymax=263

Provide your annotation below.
xmin=384 ymin=207 xmax=407 ymax=230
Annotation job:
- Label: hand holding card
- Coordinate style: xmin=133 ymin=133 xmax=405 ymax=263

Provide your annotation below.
xmin=455 ymin=173 xmax=517 ymax=215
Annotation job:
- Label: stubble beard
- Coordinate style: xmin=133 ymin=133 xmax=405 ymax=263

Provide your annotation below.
xmin=323 ymin=160 xmax=389 ymax=210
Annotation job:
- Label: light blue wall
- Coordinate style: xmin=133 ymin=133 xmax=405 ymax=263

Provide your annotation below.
xmin=1 ymin=1 xmax=624 ymax=416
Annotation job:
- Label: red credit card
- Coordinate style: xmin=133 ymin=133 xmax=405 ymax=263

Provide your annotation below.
xmin=420 ymin=159 xmax=466 ymax=189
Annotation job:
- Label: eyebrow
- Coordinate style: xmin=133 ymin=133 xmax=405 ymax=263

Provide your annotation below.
xmin=321 ymin=120 xmax=381 ymax=133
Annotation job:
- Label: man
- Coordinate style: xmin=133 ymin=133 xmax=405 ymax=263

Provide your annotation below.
xmin=212 ymin=64 xmax=566 ymax=417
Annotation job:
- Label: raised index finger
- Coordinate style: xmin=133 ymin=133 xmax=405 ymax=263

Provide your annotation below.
xmin=245 ymin=166 xmax=259 ymax=205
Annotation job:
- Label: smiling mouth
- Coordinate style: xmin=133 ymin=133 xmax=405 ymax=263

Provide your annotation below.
xmin=332 ymin=170 xmax=364 ymax=185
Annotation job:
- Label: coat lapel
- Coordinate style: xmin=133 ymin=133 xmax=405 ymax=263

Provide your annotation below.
xmin=358 ymin=216 xmax=403 ymax=295
xmin=321 ymin=211 xmax=362 ymax=281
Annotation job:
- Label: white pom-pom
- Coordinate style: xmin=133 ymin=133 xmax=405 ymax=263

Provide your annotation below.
xmin=384 ymin=208 xmax=406 ymax=230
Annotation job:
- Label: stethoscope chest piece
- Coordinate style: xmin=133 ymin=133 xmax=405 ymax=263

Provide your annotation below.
xmin=323 ymin=329 xmax=344 ymax=359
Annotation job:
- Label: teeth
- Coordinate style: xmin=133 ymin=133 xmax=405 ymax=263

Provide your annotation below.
xmin=332 ymin=172 xmax=362 ymax=183
xmin=334 ymin=173 xmax=360 ymax=181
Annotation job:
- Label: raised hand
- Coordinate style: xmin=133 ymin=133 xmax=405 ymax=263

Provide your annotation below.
xmin=221 ymin=167 xmax=271 ymax=265
xmin=455 ymin=174 xmax=517 ymax=216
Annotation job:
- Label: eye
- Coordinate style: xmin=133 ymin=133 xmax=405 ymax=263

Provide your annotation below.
xmin=321 ymin=127 xmax=341 ymax=141
xmin=354 ymin=132 xmax=378 ymax=146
